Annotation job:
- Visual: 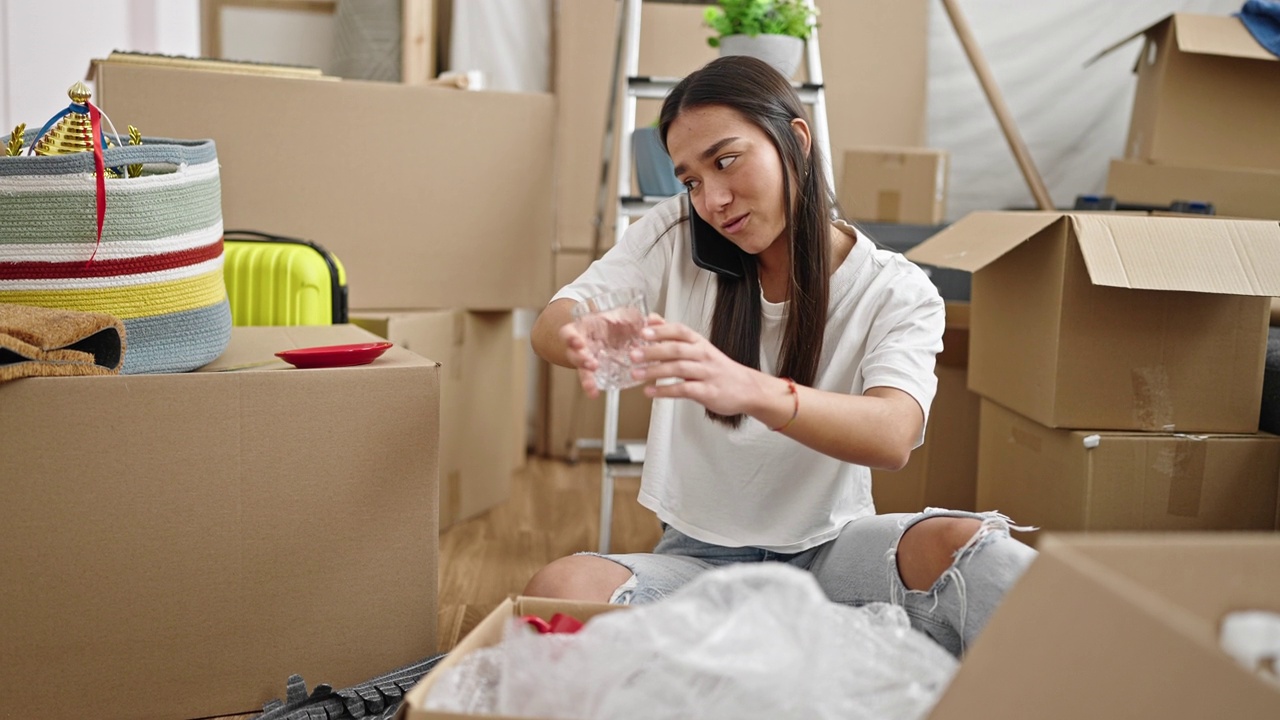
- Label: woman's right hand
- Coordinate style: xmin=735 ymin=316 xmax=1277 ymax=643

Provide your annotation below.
xmin=558 ymin=321 xmax=601 ymax=398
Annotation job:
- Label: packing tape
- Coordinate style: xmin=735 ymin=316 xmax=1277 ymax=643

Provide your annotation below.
xmin=1132 ymin=366 xmax=1174 ymax=430
xmin=1158 ymin=435 xmax=1208 ymax=518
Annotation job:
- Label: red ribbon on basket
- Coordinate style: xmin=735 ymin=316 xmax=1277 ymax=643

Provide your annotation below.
xmin=521 ymin=613 xmax=584 ymax=634
xmin=85 ymin=101 xmax=107 ymax=265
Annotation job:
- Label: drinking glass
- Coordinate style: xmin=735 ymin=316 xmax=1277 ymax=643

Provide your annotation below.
xmin=572 ymin=288 xmax=649 ymax=391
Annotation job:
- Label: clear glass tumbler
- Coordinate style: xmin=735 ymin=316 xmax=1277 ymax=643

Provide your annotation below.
xmin=572 ymin=288 xmax=649 ymax=392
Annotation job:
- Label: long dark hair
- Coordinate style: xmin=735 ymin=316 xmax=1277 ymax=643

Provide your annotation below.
xmin=658 ymin=55 xmax=834 ymax=428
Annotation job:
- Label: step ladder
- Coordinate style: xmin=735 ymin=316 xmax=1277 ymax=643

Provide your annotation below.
xmin=582 ymin=0 xmax=832 ymax=554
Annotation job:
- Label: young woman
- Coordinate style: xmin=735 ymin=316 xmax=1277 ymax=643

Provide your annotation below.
xmin=526 ymin=56 xmax=1035 ymax=656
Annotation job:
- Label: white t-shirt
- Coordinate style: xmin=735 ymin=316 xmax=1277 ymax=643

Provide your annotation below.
xmin=552 ymin=196 xmax=944 ymax=552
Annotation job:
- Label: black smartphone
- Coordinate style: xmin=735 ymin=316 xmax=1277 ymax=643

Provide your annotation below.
xmin=687 ymin=191 xmax=747 ymax=279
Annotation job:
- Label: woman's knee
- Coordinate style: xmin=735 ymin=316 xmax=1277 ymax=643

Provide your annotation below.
xmin=895 ymin=516 xmax=983 ymax=592
xmin=522 ymin=554 xmax=634 ymax=602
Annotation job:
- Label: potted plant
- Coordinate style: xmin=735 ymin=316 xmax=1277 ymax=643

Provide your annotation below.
xmin=704 ymin=0 xmax=817 ymax=79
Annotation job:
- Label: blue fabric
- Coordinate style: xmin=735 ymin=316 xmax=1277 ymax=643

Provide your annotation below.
xmin=1239 ymin=0 xmax=1280 ymax=56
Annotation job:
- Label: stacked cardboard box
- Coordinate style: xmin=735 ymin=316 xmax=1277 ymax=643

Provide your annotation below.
xmin=908 ymin=212 xmax=1280 ymax=537
xmin=1 ymin=325 xmax=441 ymax=720
xmin=93 ymin=56 xmax=549 ymax=527
xmin=1101 ymin=14 xmax=1280 ymax=220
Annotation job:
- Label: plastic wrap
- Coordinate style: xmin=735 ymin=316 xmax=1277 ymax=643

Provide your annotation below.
xmin=426 ymin=563 xmax=956 ymax=719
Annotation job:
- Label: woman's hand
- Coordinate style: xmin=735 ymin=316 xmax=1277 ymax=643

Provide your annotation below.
xmin=630 ymin=317 xmax=765 ymax=418
xmin=557 ymin=320 xmax=601 ymax=398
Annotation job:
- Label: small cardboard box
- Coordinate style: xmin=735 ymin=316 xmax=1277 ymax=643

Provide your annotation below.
xmin=0 ymin=324 xmax=440 ymax=720
xmin=398 ymin=596 xmax=621 ymax=719
xmin=929 ymin=533 xmax=1280 ymax=719
xmin=401 ymin=535 xmax=1280 ymax=719
xmin=872 ymin=303 xmax=979 ymax=513
xmin=1099 ymin=13 xmax=1280 ymax=172
xmin=907 ymin=212 xmax=1280 ymax=432
xmin=353 ymin=310 xmax=517 ymax=528
xmin=840 ymin=147 xmax=948 ymax=224
xmin=92 ymin=56 xmax=555 ymax=310
xmin=1106 ymin=158 xmax=1280 ymax=220
xmin=977 ymin=399 xmax=1280 ymax=536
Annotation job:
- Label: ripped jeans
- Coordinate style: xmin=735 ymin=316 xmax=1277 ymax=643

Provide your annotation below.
xmin=590 ymin=509 xmax=1037 ymax=657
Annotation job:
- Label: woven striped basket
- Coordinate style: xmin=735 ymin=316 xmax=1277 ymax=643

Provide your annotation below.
xmin=0 ymin=134 xmax=231 ymax=374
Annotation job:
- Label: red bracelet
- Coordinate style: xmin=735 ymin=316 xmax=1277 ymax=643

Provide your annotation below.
xmin=770 ymin=377 xmax=799 ymax=432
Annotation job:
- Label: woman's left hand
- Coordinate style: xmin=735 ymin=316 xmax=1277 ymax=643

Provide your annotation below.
xmin=630 ymin=317 xmax=764 ymax=417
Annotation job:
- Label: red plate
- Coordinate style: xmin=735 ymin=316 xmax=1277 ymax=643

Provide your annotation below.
xmin=275 ymin=342 xmax=393 ymax=369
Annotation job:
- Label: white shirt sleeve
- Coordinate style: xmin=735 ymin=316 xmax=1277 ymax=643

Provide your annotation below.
xmin=859 ymin=274 xmax=945 ymax=445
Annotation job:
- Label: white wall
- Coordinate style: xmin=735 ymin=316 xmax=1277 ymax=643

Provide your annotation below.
xmin=0 ymin=0 xmax=199 ymax=133
xmin=448 ymin=0 xmax=551 ymax=92
xmin=928 ymin=0 xmax=1244 ymax=220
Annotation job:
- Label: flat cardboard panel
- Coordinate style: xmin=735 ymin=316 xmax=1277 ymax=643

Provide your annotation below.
xmin=353 ymin=311 xmax=517 ymax=528
xmin=94 ymin=60 xmax=554 ymax=310
xmin=929 ymin=533 xmax=1280 ymax=719
xmin=872 ymin=364 xmax=980 ymax=514
xmin=1105 ymin=158 xmax=1280 ymax=221
xmin=839 ymin=147 xmax=947 ymax=225
xmin=1120 ymin=14 xmax=1280 ymax=170
xmin=905 ymin=212 xmax=1064 ymax=274
xmin=977 ymin=400 xmax=1280 ymax=536
xmin=0 ymin=325 xmax=440 ymax=720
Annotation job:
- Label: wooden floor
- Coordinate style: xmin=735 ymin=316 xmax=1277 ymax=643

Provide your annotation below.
xmin=212 ymin=457 xmax=660 ymax=719
xmin=436 ymin=456 xmax=662 ymax=652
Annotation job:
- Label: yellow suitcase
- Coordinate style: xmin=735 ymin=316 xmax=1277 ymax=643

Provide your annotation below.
xmin=222 ymin=230 xmax=348 ymax=326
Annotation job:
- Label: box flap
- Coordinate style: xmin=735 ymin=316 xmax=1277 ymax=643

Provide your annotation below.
xmin=198 ymin=325 xmax=436 ymax=373
xmin=1085 ymin=15 xmax=1170 ymax=67
xmin=1072 ymin=214 xmax=1280 ymax=295
xmin=1174 ymin=13 xmax=1278 ymax=62
xmin=905 ymin=212 xmax=1065 ymax=272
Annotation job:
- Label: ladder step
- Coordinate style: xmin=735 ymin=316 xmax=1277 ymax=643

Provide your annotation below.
xmin=628 ymin=76 xmax=824 ymax=102
xmin=621 ymin=195 xmax=667 ymax=216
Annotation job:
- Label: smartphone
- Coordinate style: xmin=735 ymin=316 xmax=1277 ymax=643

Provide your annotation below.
xmin=687 ymin=191 xmax=747 ymax=279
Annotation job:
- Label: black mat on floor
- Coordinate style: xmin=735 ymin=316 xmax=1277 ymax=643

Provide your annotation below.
xmin=251 ymin=653 xmax=448 ymax=720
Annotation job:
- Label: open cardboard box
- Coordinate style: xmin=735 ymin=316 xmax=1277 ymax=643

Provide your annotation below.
xmin=397 ymin=534 xmax=1280 ymax=719
xmin=0 ymin=324 xmax=440 ymax=720
xmin=907 ymin=212 xmax=1280 ymax=433
xmin=1097 ymin=13 xmax=1280 ymax=171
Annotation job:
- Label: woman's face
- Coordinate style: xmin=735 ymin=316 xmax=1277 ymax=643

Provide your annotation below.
xmin=666 ymin=104 xmax=794 ymax=256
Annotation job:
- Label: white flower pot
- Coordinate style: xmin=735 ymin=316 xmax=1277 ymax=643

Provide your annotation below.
xmin=718 ymin=34 xmax=804 ymax=79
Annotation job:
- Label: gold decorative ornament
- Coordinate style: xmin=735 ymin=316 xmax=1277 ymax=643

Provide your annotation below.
xmin=29 ymin=82 xmax=143 ymax=178
xmin=5 ymin=123 xmax=24 ymax=156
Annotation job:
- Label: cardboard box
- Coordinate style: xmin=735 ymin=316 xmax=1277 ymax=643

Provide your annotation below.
xmin=929 ymin=533 xmax=1280 ymax=719
xmin=840 ymin=147 xmax=948 ymax=224
xmin=399 ymin=596 xmax=620 ymax=719
xmin=403 ymin=534 xmax=1280 ymax=719
xmin=977 ymin=399 xmax=1280 ymax=536
xmin=553 ymin=0 xmax=928 ymax=252
xmin=907 ymin=212 xmax=1280 ymax=432
xmin=0 ymin=324 xmax=440 ymax=720
xmin=872 ymin=303 xmax=979 ymax=513
xmin=353 ymin=311 xmax=517 ymax=528
xmin=92 ymin=57 xmax=554 ymax=310
xmin=1106 ymin=158 xmax=1280 ymax=220
xmin=1101 ymin=13 xmax=1280 ymax=171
